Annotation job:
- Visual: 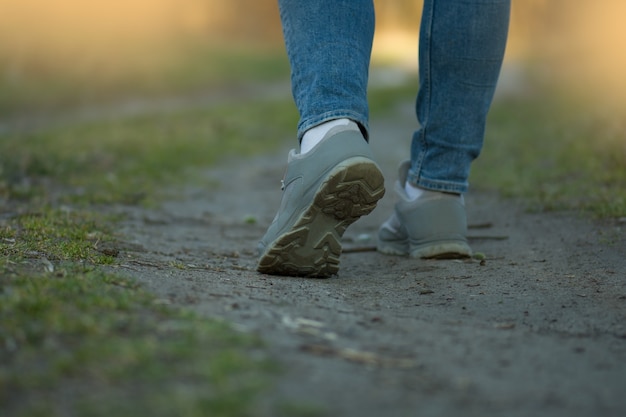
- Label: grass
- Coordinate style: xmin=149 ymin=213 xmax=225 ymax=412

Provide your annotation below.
xmin=0 ymin=208 xmax=116 ymax=264
xmin=473 ymin=91 xmax=626 ymax=217
xmin=0 ymin=46 xmax=296 ymax=417
xmin=0 ymin=97 xmax=298 ymax=206
xmin=0 ymin=266 xmax=276 ymax=417
xmin=0 ymin=199 xmax=281 ymax=417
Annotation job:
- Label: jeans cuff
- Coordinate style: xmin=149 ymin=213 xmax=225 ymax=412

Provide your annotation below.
xmin=297 ymin=110 xmax=369 ymax=142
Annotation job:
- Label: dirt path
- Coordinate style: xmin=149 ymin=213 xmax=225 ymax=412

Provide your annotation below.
xmin=111 ymin=105 xmax=626 ymax=417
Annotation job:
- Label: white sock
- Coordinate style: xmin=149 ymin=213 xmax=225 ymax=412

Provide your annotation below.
xmin=404 ymin=182 xmax=463 ymax=203
xmin=404 ymin=182 xmax=426 ymax=200
xmin=300 ymin=118 xmax=355 ymax=154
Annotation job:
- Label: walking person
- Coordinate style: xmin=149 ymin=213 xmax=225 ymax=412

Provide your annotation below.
xmin=257 ymin=0 xmax=511 ymax=277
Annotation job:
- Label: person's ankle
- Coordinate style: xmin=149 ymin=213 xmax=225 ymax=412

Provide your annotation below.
xmin=404 ymin=182 xmax=425 ymax=200
xmin=404 ymin=182 xmax=462 ymax=202
xmin=300 ymin=118 xmax=358 ymax=154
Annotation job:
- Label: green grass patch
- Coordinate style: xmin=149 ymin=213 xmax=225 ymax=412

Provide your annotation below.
xmin=1 ymin=208 xmax=116 ymax=265
xmin=472 ymin=93 xmax=626 ymax=217
xmin=0 ymin=49 xmax=298 ymax=414
xmin=277 ymin=401 xmax=328 ymax=417
xmin=1 ymin=203 xmax=279 ymax=416
xmin=0 ymin=266 xmax=276 ymax=417
xmin=1 ymin=165 xmax=279 ymax=416
xmin=0 ymin=97 xmax=298 ymax=205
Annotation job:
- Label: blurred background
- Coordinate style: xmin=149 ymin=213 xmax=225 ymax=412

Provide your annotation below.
xmin=1 ymin=0 xmax=626 ymax=116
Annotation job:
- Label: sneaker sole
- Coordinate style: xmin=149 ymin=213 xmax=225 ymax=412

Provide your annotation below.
xmin=376 ymin=238 xmax=410 ymax=256
xmin=410 ymin=241 xmax=472 ymax=259
xmin=378 ymin=240 xmax=471 ymax=259
xmin=257 ymin=158 xmax=385 ymax=278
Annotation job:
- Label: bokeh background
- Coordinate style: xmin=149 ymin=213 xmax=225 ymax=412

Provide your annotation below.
xmin=2 ymin=0 xmax=626 ymax=116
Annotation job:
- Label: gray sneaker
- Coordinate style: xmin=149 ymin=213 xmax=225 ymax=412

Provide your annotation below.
xmin=377 ymin=161 xmax=472 ymax=259
xmin=257 ymin=125 xmax=385 ymax=277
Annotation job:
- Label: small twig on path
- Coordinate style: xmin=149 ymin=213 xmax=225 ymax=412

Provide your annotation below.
xmin=128 ymin=259 xmax=164 ymax=269
xmin=300 ymin=344 xmax=417 ymax=368
xmin=467 ymin=235 xmax=509 ymax=240
xmin=118 ymin=264 xmax=141 ymax=272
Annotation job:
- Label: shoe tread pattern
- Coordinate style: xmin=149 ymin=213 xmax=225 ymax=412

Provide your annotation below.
xmin=257 ymin=160 xmax=384 ymax=278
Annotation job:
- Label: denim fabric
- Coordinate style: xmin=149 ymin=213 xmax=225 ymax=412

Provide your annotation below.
xmin=278 ymin=0 xmax=375 ymax=140
xmin=278 ymin=0 xmax=510 ymax=193
xmin=411 ymin=0 xmax=510 ymax=193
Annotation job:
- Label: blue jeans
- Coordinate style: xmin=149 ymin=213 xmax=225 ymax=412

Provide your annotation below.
xmin=278 ymin=0 xmax=510 ymax=193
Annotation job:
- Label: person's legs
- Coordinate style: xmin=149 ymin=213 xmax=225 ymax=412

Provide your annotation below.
xmin=411 ymin=0 xmax=510 ymax=193
xmin=257 ymin=0 xmax=384 ymax=277
xmin=278 ymin=0 xmax=375 ymax=141
xmin=379 ymin=0 xmax=510 ymax=259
